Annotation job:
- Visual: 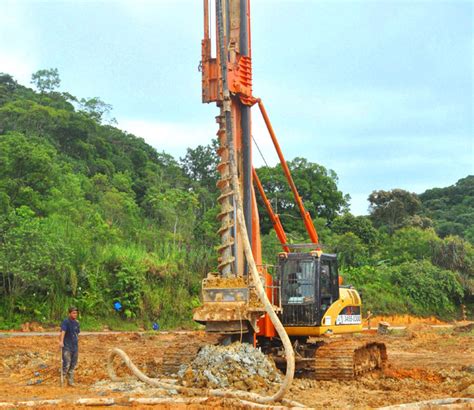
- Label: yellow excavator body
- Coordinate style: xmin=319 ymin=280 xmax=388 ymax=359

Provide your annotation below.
xmin=284 ymin=288 xmax=364 ymax=337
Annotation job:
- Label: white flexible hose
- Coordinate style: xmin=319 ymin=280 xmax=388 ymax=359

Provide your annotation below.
xmin=107 ymin=347 xmax=303 ymax=407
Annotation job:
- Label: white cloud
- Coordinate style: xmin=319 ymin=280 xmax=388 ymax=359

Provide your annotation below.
xmin=0 ymin=2 xmax=38 ymax=85
xmin=118 ymin=118 xmax=216 ymax=159
xmin=118 ymin=110 xmax=285 ymax=166
xmin=348 ymin=193 xmax=370 ymax=216
xmin=0 ymin=50 xmax=35 ymax=86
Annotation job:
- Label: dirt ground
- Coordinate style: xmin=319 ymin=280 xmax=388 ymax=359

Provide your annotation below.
xmin=0 ymin=322 xmax=473 ymax=409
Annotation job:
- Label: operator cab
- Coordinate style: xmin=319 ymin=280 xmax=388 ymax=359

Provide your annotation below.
xmin=277 ymin=252 xmax=339 ymax=326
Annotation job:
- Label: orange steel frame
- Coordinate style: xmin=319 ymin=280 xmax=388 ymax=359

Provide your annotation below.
xmin=252 ymin=167 xmax=289 ymax=253
xmin=256 ymin=99 xmax=319 ymax=246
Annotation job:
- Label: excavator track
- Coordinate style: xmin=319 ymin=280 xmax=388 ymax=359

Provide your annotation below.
xmin=313 ymin=339 xmax=387 ymax=380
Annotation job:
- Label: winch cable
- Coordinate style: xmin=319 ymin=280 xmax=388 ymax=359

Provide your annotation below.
xmin=252 ymin=135 xmax=270 ymax=168
xmin=107 ymin=0 xmax=297 ymax=405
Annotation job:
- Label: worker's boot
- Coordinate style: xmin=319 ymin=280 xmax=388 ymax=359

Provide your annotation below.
xmin=67 ymin=372 xmax=75 ymax=386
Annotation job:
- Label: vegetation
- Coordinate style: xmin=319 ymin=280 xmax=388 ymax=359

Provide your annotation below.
xmin=419 ymin=176 xmax=474 ymax=242
xmin=0 ymin=71 xmax=209 ymax=329
xmin=0 ymin=70 xmax=472 ymax=330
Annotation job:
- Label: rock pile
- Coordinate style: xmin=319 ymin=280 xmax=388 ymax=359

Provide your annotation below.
xmin=178 ymin=342 xmax=281 ymax=392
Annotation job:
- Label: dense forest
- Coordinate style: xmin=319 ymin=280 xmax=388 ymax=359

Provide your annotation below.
xmin=0 ymin=70 xmax=472 ymax=329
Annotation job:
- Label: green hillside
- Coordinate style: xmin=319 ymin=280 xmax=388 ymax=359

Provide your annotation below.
xmin=420 ymin=176 xmax=474 ymax=242
xmin=0 ymin=72 xmax=217 ymax=329
xmin=0 ymin=70 xmax=472 ymax=329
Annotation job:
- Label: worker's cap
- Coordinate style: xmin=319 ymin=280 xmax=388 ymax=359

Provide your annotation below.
xmin=68 ymin=306 xmax=79 ymax=313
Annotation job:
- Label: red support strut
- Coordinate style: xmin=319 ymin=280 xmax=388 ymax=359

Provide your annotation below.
xmin=252 ymin=167 xmax=290 ymax=252
xmin=256 ymin=99 xmax=319 ymax=246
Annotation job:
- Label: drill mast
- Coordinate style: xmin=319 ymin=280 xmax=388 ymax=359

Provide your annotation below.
xmin=201 ymin=0 xmax=260 ymax=277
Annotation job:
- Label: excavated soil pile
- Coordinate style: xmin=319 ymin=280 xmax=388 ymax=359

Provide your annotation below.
xmin=178 ymin=342 xmax=282 ymax=392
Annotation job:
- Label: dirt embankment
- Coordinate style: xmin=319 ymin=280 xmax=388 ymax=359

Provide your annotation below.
xmin=368 ymin=314 xmax=446 ymax=327
xmin=0 ymin=325 xmax=473 ymax=409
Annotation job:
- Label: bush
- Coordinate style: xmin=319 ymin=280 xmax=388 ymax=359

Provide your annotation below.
xmin=380 ymin=227 xmax=440 ymax=264
xmin=342 ymin=265 xmax=407 ymax=315
xmin=392 ymin=260 xmax=464 ymax=318
xmin=343 ymin=260 xmax=464 ymax=319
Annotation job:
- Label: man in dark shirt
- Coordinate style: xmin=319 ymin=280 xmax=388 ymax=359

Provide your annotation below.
xmin=59 ymin=306 xmax=80 ymax=386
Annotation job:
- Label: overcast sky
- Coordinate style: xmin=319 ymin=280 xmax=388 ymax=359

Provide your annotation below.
xmin=1 ymin=0 xmax=472 ymax=215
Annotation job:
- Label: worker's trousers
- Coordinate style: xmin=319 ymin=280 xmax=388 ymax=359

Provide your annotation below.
xmin=62 ymin=348 xmax=78 ymax=381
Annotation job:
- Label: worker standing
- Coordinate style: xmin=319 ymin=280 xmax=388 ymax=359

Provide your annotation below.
xmin=59 ymin=306 xmax=80 ymax=386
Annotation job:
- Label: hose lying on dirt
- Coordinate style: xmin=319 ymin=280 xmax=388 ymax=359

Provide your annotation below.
xmin=108 ymin=348 xmax=302 ymax=407
xmin=107 ymin=193 xmax=298 ymax=405
xmin=107 ymin=121 xmax=298 ymax=406
xmin=377 ymin=398 xmax=474 ymax=409
xmin=0 ymin=396 xmax=302 ymax=409
xmin=107 ymin=122 xmax=297 ymax=405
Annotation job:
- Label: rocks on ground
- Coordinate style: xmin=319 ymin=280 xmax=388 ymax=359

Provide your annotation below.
xmin=178 ymin=342 xmax=282 ymax=392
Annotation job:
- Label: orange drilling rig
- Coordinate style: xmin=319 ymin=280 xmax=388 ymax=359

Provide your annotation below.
xmin=193 ymin=0 xmax=386 ymax=380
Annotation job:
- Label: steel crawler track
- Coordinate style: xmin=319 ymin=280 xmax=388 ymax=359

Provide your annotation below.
xmin=313 ymin=340 xmax=387 ymax=380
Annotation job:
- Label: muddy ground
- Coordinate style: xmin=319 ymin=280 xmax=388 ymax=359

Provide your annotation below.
xmin=0 ymin=321 xmax=473 ymax=409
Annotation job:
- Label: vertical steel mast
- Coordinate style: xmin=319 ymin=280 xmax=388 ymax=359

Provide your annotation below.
xmin=201 ymin=0 xmax=261 ymax=277
xmin=240 ymin=0 xmax=252 ymax=272
xmin=195 ymin=0 xmax=265 ymax=334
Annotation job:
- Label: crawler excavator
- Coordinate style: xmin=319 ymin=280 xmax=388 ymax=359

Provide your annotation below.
xmin=192 ymin=0 xmax=387 ymax=381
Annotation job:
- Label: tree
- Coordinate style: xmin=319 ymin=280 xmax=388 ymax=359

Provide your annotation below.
xmin=0 ymin=132 xmax=60 ymax=213
xmin=180 ymin=139 xmax=219 ymax=192
xmin=31 ymin=68 xmax=61 ymax=93
xmin=419 ymin=176 xmax=474 ymax=242
xmin=331 ymin=232 xmax=370 ymax=268
xmin=143 ymin=187 xmax=198 ymax=242
xmin=79 ymin=97 xmax=116 ymax=124
xmin=403 ymin=214 xmax=433 ymax=230
xmin=255 ymin=158 xmax=349 ymax=234
xmin=391 ymin=260 xmax=464 ymax=317
xmin=0 ymin=73 xmax=18 ymax=105
xmin=0 ymin=73 xmax=17 ymax=90
xmin=431 ymin=235 xmax=474 ymax=298
xmin=180 ymin=140 xmax=220 ymax=222
xmin=331 ymin=213 xmax=378 ymax=246
xmin=381 ymin=227 xmax=440 ymax=264
xmin=0 ymin=206 xmax=74 ymax=317
xmin=368 ymin=189 xmax=421 ymax=233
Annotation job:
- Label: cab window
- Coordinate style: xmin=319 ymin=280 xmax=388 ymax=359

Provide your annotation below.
xmin=320 ymin=259 xmax=339 ymax=314
xmin=282 ymin=259 xmax=316 ymax=304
